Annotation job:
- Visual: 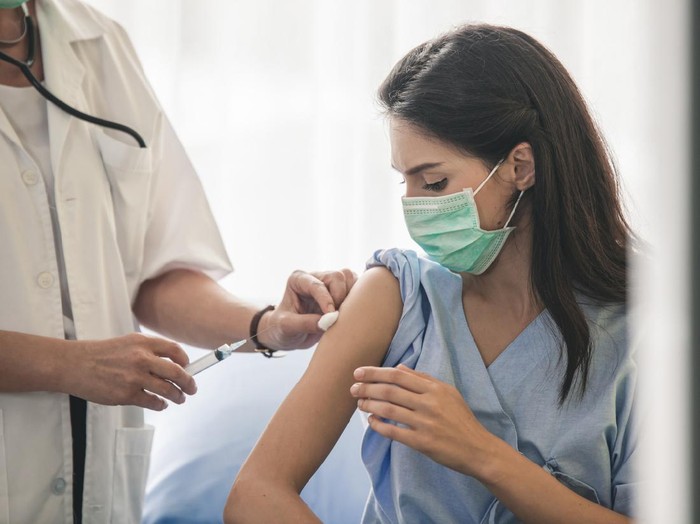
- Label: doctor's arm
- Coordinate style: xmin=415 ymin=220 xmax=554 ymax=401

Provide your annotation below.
xmin=0 ymin=329 xmax=195 ymax=410
xmin=223 ymin=267 xmax=402 ymax=524
xmin=133 ymin=267 xmax=356 ymax=352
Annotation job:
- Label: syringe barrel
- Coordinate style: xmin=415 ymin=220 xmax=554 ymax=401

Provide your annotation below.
xmin=185 ymin=351 xmax=220 ymax=375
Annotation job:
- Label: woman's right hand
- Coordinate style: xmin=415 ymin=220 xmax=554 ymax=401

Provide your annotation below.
xmin=351 ymin=364 xmax=502 ymax=479
xmin=61 ymin=333 xmax=197 ymax=410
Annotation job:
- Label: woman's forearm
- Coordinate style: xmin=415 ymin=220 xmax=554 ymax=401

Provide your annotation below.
xmin=225 ymin=473 xmax=320 ymax=524
xmin=477 ymin=438 xmax=630 ymax=524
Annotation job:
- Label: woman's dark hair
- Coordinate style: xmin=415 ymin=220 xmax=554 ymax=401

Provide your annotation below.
xmin=379 ymin=24 xmax=631 ymax=403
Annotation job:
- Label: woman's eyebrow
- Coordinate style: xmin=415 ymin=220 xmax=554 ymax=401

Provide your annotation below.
xmin=391 ymin=162 xmax=445 ymax=176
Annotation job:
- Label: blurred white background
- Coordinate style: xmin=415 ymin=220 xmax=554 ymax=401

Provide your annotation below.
xmin=81 ymin=1 xmax=691 ymax=522
xmin=81 ymin=0 xmax=661 ymax=299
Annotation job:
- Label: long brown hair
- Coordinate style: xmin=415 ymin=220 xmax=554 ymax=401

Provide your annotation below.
xmin=379 ymin=24 xmax=632 ymax=402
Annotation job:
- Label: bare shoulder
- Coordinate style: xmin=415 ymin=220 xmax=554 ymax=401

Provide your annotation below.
xmin=337 ymin=266 xmax=402 ymax=334
xmin=349 ymin=266 xmax=402 ymax=305
xmin=311 ymin=266 xmax=402 ymax=370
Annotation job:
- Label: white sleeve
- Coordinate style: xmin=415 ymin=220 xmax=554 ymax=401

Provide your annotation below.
xmin=138 ymin=113 xmax=233 ymax=285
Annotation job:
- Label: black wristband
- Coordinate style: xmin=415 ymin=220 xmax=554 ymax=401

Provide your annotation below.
xmin=250 ymin=305 xmax=276 ymax=358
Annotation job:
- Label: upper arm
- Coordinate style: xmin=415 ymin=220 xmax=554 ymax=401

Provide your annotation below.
xmin=236 ymin=266 xmax=403 ymax=491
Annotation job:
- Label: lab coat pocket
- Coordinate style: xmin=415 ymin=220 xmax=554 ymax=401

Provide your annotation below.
xmin=0 ymin=411 xmax=8 ymax=524
xmin=111 ymin=425 xmax=155 ymax=524
xmin=96 ymin=130 xmax=155 ymax=300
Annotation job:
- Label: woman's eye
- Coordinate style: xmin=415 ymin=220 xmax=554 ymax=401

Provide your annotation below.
xmin=422 ymin=178 xmax=448 ymax=192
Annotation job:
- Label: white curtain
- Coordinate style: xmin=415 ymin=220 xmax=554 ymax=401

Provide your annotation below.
xmin=81 ymin=1 xmax=691 ymax=521
xmin=83 ymin=0 xmax=658 ymax=300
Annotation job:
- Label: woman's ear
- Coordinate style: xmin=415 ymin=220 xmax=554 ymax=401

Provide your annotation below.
xmin=507 ymin=142 xmax=535 ymax=191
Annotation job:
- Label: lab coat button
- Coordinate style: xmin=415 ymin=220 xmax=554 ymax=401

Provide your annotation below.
xmin=21 ymin=170 xmax=39 ymax=186
xmin=51 ymin=477 xmax=66 ymax=495
xmin=37 ymin=272 xmax=54 ymax=289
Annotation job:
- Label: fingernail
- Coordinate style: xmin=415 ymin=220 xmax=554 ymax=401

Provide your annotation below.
xmin=350 ymin=383 xmax=360 ymax=395
xmin=357 ymin=398 xmax=364 ymax=409
xmin=354 ymin=368 xmax=365 ymax=379
xmin=162 ymin=402 xmax=169 ymax=410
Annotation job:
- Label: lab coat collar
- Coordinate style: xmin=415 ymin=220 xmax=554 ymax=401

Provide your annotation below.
xmin=36 ymin=0 xmax=101 ymax=175
xmin=0 ymin=1 xmax=111 ymax=158
xmin=38 ymin=0 xmax=106 ymax=43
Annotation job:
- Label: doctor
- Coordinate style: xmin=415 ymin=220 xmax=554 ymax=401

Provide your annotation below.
xmin=0 ymin=0 xmax=355 ymax=523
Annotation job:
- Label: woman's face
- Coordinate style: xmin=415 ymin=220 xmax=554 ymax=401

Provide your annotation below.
xmin=389 ymin=118 xmax=517 ymax=231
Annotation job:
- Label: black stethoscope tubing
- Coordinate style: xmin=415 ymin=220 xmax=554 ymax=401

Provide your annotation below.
xmin=0 ymin=4 xmax=147 ymax=148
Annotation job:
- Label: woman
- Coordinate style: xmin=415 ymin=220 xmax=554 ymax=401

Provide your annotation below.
xmin=225 ymin=24 xmax=637 ymax=523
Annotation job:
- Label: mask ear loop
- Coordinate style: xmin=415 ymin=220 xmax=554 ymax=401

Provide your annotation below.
xmin=473 ymin=158 xmax=525 ymax=228
xmin=474 ymin=158 xmax=505 ymax=195
xmin=503 ymin=190 xmax=525 ymax=228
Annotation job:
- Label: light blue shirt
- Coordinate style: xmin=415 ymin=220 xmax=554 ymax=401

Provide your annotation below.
xmin=361 ymin=249 xmax=638 ymax=523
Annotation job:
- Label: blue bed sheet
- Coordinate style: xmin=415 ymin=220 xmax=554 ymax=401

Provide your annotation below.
xmin=142 ymin=349 xmax=369 ymax=524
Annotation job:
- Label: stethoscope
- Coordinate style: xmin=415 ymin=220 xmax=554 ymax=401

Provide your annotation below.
xmin=0 ymin=3 xmax=146 ymax=148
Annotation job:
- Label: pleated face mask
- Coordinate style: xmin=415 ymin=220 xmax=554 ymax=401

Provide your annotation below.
xmin=0 ymin=1 xmax=27 ymax=8
xmin=402 ymin=160 xmax=524 ymax=275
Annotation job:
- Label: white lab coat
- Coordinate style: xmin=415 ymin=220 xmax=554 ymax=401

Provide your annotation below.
xmin=0 ymin=0 xmax=232 ymax=522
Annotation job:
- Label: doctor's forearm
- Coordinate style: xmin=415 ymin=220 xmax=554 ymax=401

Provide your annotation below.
xmin=0 ymin=330 xmax=72 ymax=392
xmin=0 ymin=329 xmax=196 ymax=408
xmin=133 ymin=269 xmax=259 ymax=350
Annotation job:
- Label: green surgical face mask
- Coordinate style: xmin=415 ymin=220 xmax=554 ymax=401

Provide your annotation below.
xmin=402 ymin=159 xmax=524 ymax=275
xmin=0 ymin=1 xmax=27 ymax=8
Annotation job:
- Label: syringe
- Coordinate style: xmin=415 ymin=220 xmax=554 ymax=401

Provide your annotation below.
xmin=184 ymin=311 xmax=340 ymax=376
xmin=185 ymin=339 xmax=248 ymax=376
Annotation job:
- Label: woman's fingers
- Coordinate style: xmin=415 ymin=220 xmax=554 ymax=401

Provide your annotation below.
xmin=366 ymin=414 xmax=414 ymax=446
xmin=352 ymin=364 xmax=490 ymax=475
xmin=350 ymin=381 xmax=420 ymax=410
xmin=353 ymin=365 xmax=432 ymax=394
xmin=357 ymin=398 xmax=417 ymax=427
